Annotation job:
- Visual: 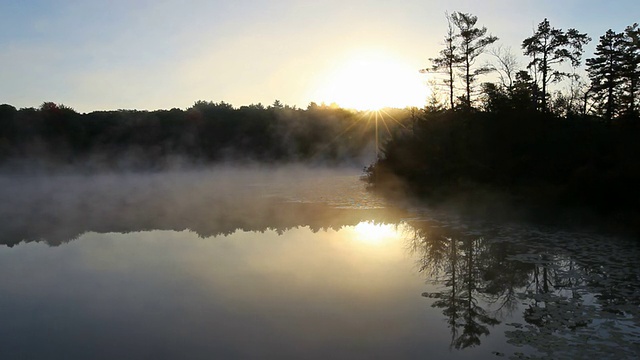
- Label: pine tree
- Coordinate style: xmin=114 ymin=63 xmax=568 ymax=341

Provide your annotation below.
xmin=620 ymin=23 xmax=640 ymax=118
xmin=425 ymin=13 xmax=462 ymax=111
xmin=522 ymin=19 xmax=590 ymax=112
xmin=586 ymin=29 xmax=626 ymax=123
xmin=450 ymin=12 xmax=498 ymax=110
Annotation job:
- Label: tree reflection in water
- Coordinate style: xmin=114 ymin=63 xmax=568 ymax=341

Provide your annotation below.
xmin=2 ymin=169 xmax=639 ymax=358
xmin=406 ymin=219 xmax=640 ymax=358
xmin=504 ymin=238 xmax=640 ymax=359
xmin=408 ymin=220 xmax=521 ymax=350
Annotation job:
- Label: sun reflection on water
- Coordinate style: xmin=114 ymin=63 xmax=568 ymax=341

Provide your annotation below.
xmin=351 ymin=221 xmax=402 ymax=245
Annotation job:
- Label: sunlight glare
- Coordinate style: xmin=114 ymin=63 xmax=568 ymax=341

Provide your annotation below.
xmin=352 ymin=221 xmax=400 ymax=245
xmin=311 ymin=49 xmax=428 ymax=110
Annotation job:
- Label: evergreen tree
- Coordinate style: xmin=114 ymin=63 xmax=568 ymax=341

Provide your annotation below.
xmin=586 ymin=29 xmax=626 ymax=123
xmin=620 ymin=23 xmax=640 ymax=118
xmin=522 ymin=19 xmax=590 ymax=112
xmin=425 ymin=13 xmax=462 ymax=111
xmin=450 ymin=12 xmax=498 ymax=110
xmin=504 ymin=70 xmax=538 ymax=111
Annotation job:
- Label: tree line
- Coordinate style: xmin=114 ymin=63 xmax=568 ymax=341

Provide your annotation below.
xmin=0 ymin=101 xmax=409 ymax=170
xmin=367 ymin=14 xmax=640 ymax=223
xmin=423 ymin=13 xmax=638 ymax=118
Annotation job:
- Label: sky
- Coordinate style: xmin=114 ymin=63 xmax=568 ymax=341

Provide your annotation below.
xmin=1 ymin=0 xmax=639 ymax=112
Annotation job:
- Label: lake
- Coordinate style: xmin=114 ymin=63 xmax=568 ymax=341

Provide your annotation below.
xmin=0 ymin=167 xmax=638 ymax=359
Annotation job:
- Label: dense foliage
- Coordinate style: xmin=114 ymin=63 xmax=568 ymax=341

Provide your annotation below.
xmin=367 ymin=17 xmax=640 ymax=223
xmin=0 ymin=101 xmax=409 ymax=170
xmin=367 ymin=108 xmax=640 ymax=212
xmin=1 ymin=13 xmax=638 ymax=224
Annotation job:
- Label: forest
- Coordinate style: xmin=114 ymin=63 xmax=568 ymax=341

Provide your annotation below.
xmin=1 ymin=13 xmax=639 ymax=229
xmin=364 ymin=14 xmax=640 ymax=229
xmin=0 ymin=101 xmax=410 ymax=170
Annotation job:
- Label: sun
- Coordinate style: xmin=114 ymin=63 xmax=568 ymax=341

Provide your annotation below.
xmin=310 ymin=49 xmax=428 ymax=110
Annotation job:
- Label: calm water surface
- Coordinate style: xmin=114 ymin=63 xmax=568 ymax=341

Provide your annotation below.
xmin=0 ymin=168 xmax=638 ymax=359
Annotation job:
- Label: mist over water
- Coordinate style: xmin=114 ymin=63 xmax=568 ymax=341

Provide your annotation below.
xmin=1 ymin=165 xmax=639 ymax=359
xmin=0 ymin=165 xmax=389 ymax=246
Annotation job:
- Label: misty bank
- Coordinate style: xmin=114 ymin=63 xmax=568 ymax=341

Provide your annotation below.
xmin=364 ymin=109 xmax=640 ymax=237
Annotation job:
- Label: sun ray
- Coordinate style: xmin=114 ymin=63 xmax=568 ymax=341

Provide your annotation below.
xmin=379 ymin=109 xmax=408 ymax=129
xmin=379 ymin=113 xmax=392 ymax=137
xmin=305 ymin=105 xmax=411 ymax=161
xmin=307 ymin=108 xmax=378 ymax=159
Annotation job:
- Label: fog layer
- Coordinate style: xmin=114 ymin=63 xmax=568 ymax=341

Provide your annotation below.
xmin=0 ymin=165 xmax=405 ymax=247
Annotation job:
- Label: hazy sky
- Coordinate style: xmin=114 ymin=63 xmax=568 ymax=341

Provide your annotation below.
xmin=1 ymin=0 xmax=638 ymax=112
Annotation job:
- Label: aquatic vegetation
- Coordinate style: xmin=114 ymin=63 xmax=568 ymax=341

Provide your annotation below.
xmin=411 ymin=214 xmax=640 ymax=359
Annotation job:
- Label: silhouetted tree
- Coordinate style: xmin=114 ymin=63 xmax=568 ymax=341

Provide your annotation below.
xmin=480 ymin=83 xmax=510 ymax=113
xmin=489 ymin=45 xmax=519 ymax=91
xmin=450 ymin=12 xmax=498 ymax=110
xmin=550 ymin=74 xmax=589 ymax=118
xmin=271 ymin=99 xmax=284 ymax=109
xmin=586 ymin=29 xmax=626 ymax=123
xmin=512 ymin=70 xmax=538 ymax=111
xmin=522 ymin=19 xmax=590 ymax=112
xmin=425 ymin=12 xmax=462 ymax=110
xmin=620 ymin=23 xmax=640 ymax=118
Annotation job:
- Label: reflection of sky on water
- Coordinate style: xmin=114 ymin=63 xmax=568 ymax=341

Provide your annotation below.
xmin=0 ymin=225 xmax=508 ymax=359
xmin=1 ymin=170 xmax=638 ymax=359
